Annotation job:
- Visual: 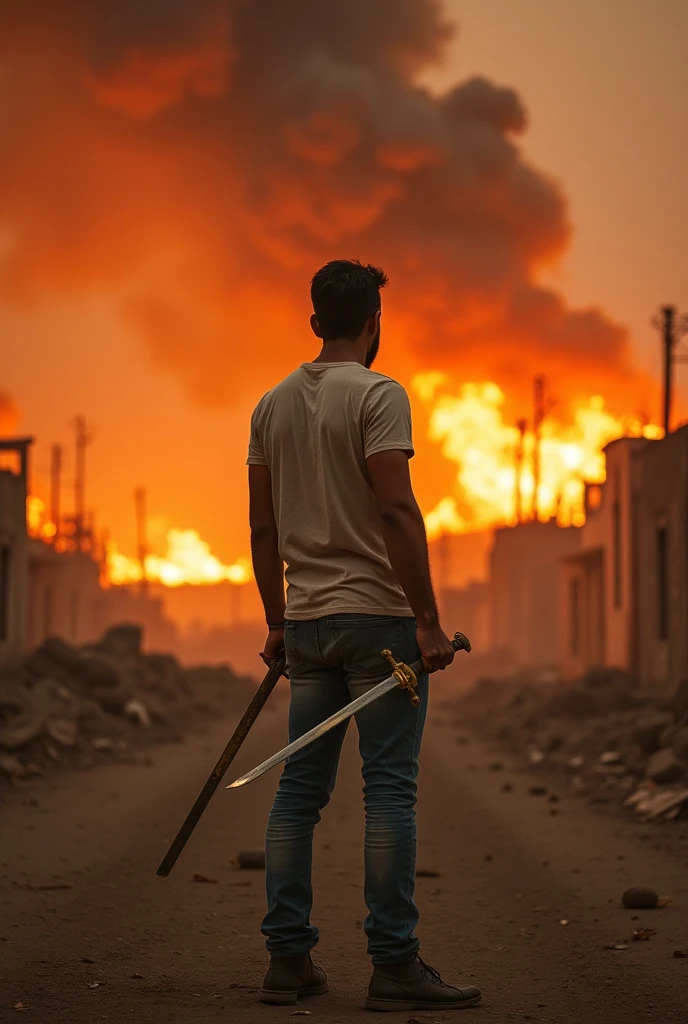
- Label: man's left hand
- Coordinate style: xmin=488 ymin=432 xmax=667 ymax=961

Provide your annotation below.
xmin=260 ymin=626 xmax=285 ymax=668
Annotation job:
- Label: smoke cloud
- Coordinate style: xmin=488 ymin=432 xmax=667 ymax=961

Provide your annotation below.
xmin=1 ymin=0 xmax=648 ymax=411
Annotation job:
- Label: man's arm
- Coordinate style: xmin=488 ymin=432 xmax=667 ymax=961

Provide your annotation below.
xmin=248 ymin=465 xmax=285 ymax=663
xmin=366 ymin=449 xmax=454 ymax=672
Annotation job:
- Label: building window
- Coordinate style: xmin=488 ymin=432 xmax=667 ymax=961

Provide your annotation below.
xmin=657 ymin=525 xmax=668 ymax=640
xmin=612 ymin=498 xmax=622 ymax=609
xmin=569 ymin=577 xmax=580 ymax=657
xmin=0 ymin=545 xmax=10 ymax=641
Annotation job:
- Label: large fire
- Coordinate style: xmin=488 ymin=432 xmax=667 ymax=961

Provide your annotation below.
xmin=106 ymin=531 xmax=251 ymax=588
xmin=413 ymin=374 xmax=663 ymax=539
xmin=26 ymin=498 xmax=252 ymax=589
xmin=25 ymin=377 xmax=664 ymax=586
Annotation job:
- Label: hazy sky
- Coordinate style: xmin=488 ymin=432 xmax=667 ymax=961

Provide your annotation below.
xmin=3 ymin=0 xmax=687 ymax=562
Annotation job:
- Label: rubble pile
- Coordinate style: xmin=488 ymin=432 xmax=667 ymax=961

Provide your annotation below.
xmin=448 ymin=669 xmax=688 ymax=822
xmin=0 ymin=625 xmax=260 ymax=781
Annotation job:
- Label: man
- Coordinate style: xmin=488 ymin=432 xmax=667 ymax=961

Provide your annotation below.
xmin=246 ymin=259 xmax=481 ymax=1012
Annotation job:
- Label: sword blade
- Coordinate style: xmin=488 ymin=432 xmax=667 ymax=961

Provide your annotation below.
xmin=226 ymin=672 xmax=399 ymax=789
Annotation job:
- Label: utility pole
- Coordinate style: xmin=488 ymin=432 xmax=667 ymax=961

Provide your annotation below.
xmin=71 ymin=416 xmax=94 ymax=552
xmin=532 ymin=376 xmax=546 ymax=521
xmin=653 ymin=306 xmax=688 ymax=435
xmin=50 ymin=443 xmax=63 ymax=542
xmin=134 ymin=487 xmax=149 ymax=594
xmin=515 ymin=418 xmax=527 ymax=524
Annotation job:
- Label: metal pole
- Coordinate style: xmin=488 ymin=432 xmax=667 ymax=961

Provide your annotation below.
xmin=134 ymin=487 xmax=148 ymax=594
xmin=532 ymin=377 xmax=545 ymax=521
xmin=50 ymin=444 xmax=62 ymax=541
xmin=661 ymin=305 xmax=675 ymax=435
xmin=515 ymin=418 xmax=527 ymax=524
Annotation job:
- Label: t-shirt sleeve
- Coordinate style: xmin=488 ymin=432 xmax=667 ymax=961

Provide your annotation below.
xmin=363 ymin=380 xmax=414 ymax=460
xmin=246 ymin=405 xmax=268 ymax=467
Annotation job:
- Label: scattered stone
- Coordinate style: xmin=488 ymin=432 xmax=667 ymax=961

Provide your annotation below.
xmin=632 ymin=928 xmax=656 ymax=941
xmin=46 ymin=718 xmax=78 ymax=747
xmin=193 ymin=873 xmax=219 ymax=884
xmin=124 ymin=698 xmax=152 ymax=728
xmin=673 ymin=949 xmax=688 ymax=958
xmin=232 ymin=850 xmax=266 ymax=870
xmin=415 ymin=868 xmax=440 ymax=878
xmin=646 ymin=749 xmax=687 ymax=785
xmin=671 ymin=727 xmax=688 ymax=762
xmin=528 ymin=785 xmax=548 ymax=796
xmin=600 ymin=750 xmax=623 ymax=765
xmin=632 ymin=713 xmax=675 ymax=755
xmin=542 ymin=687 xmax=597 ymax=719
xmin=622 ymin=888 xmax=659 ymax=910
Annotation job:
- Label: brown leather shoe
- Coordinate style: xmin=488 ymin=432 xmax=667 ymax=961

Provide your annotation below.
xmin=259 ymin=953 xmax=328 ymax=1005
xmin=365 ymin=956 xmax=481 ymax=1011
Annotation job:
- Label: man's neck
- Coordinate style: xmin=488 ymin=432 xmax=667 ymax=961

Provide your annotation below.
xmin=313 ymin=339 xmax=365 ymax=365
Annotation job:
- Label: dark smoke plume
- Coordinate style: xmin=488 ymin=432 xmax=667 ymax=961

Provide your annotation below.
xmin=0 ymin=1 xmax=649 ymax=411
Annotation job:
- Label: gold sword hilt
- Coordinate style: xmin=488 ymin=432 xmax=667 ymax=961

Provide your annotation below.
xmin=380 ymin=649 xmax=420 ymax=706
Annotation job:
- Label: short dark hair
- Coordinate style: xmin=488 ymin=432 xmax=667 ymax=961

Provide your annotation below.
xmin=310 ymin=260 xmax=388 ymax=341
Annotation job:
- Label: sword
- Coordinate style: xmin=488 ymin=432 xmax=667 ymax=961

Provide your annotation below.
xmin=226 ymin=631 xmax=471 ymax=791
xmin=156 ymin=655 xmax=286 ymax=877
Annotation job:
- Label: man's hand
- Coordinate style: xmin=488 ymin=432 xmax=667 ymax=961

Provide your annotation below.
xmin=260 ymin=626 xmax=285 ymax=668
xmin=416 ymin=622 xmax=455 ymax=673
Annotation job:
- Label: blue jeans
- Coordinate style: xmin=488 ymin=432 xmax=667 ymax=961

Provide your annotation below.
xmin=262 ymin=614 xmax=428 ymax=965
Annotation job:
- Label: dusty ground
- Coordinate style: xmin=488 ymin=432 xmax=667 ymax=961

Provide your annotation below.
xmin=2 ymin=696 xmax=688 ymax=1023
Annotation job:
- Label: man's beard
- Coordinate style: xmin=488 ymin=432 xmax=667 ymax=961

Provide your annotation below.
xmin=365 ymin=327 xmax=381 ymax=368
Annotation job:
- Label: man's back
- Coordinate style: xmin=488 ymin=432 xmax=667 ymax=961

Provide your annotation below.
xmin=248 ymin=361 xmax=413 ymax=620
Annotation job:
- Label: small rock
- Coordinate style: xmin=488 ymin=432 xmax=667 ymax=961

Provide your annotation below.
xmin=46 ymin=718 xmax=78 ymax=748
xmin=622 ymin=887 xmax=659 ymax=910
xmin=529 ymin=785 xmax=548 ymax=796
xmin=646 ymin=749 xmax=687 ymax=785
xmin=501 ymin=782 xmax=514 ymax=793
xmin=415 ymin=868 xmax=440 ymax=878
xmin=632 ymin=713 xmax=675 ymax=754
xmin=489 ymin=761 xmax=504 ymax=772
xmin=231 ymin=850 xmax=266 ymax=870
xmin=600 ymin=750 xmax=623 ymax=765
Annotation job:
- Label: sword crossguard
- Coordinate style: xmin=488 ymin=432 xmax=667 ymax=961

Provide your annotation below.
xmin=381 ymin=650 xmax=420 ymax=706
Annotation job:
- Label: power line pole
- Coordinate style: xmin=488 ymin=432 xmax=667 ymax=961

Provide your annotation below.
xmin=71 ymin=416 xmax=94 ymax=552
xmin=653 ymin=306 xmax=688 ymax=435
xmin=532 ymin=376 xmax=546 ymax=521
xmin=50 ymin=443 xmax=63 ymax=542
xmin=134 ymin=487 xmax=149 ymax=595
xmin=515 ymin=418 xmax=527 ymax=524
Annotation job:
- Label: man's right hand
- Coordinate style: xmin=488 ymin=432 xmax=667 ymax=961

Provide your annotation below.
xmin=416 ymin=621 xmax=455 ymax=673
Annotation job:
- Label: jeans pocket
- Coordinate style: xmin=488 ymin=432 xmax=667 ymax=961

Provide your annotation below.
xmin=284 ymin=623 xmax=306 ymax=675
xmin=328 ymin=616 xmax=404 ymax=680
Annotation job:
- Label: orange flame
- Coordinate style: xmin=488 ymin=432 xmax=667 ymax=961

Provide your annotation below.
xmin=106 ymin=529 xmax=252 ymax=588
xmin=413 ymin=375 xmax=663 ymax=538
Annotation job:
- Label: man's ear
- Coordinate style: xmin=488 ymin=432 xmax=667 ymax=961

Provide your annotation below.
xmin=369 ymin=310 xmax=381 ymax=334
xmin=310 ymin=313 xmax=323 ymax=338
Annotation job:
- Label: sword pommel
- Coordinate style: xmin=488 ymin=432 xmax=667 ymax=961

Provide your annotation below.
xmin=380 ymin=650 xmax=420 ymax=706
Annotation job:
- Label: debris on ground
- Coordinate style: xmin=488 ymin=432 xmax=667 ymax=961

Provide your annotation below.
xmin=445 ymin=670 xmax=688 ymax=826
xmin=622 ymin=887 xmax=660 ymax=910
xmin=231 ymin=850 xmax=266 ymax=870
xmin=192 ymin=873 xmax=219 ymax=884
xmin=672 ymin=949 xmax=688 ymax=958
xmin=632 ymin=928 xmax=657 ymax=941
xmin=0 ymin=625 xmax=260 ymax=783
xmin=415 ymin=868 xmax=440 ymax=878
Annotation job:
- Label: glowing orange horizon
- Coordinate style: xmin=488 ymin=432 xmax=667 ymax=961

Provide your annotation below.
xmin=25 ymin=378 xmax=664 ymax=587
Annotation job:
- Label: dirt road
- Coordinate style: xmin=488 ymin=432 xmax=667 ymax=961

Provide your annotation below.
xmin=2 ymin=699 xmax=687 ymax=1023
